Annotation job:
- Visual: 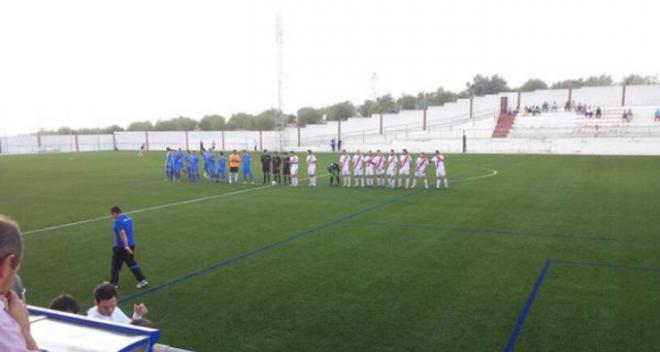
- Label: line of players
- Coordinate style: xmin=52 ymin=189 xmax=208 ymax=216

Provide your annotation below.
xmin=333 ymin=149 xmax=448 ymax=190
xmin=163 ymin=147 xmax=448 ymax=190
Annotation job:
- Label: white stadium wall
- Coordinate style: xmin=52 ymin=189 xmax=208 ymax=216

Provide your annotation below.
xmin=3 ymin=85 xmax=660 ymax=156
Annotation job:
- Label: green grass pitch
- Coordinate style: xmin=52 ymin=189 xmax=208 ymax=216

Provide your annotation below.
xmin=1 ymin=151 xmax=660 ymax=351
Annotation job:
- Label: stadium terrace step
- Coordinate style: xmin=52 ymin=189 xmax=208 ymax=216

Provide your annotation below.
xmin=492 ymin=113 xmax=516 ymax=138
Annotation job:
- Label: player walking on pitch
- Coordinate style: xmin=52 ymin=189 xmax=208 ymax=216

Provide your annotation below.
xmin=398 ymin=149 xmax=411 ymax=189
xmin=306 ymin=150 xmax=317 ymax=187
xmin=386 ymin=149 xmax=398 ymax=189
xmin=432 ymin=150 xmax=449 ymax=189
xmin=353 ymin=150 xmax=365 ymax=187
xmin=339 ymin=150 xmax=351 ymax=187
xmin=109 ymin=206 xmax=148 ymax=289
xmin=412 ymin=152 xmax=429 ymax=189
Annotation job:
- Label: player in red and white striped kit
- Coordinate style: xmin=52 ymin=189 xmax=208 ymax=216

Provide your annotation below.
xmin=352 ymin=150 xmax=365 ymax=187
xmin=431 ymin=150 xmax=448 ymax=189
xmin=398 ymin=149 xmax=411 ymax=189
xmin=374 ymin=149 xmax=386 ymax=187
xmin=411 ymin=152 xmax=429 ymax=189
xmin=306 ymin=150 xmax=317 ymax=187
xmin=386 ymin=149 xmax=398 ymax=189
xmin=339 ymin=150 xmax=351 ymax=188
xmin=289 ymin=152 xmax=300 ymax=187
xmin=364 ymin=151 xmax=375 ymax=187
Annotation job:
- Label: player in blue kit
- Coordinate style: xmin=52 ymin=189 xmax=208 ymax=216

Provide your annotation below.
xmin=164 ymin=147 xmax=174 ymax=180
xmin=173 ymin=148 xmax=185 ymax=180
xmin=205 ymin=149 xmax=216 ymax=181
xmin=216 ymin=151 xmax=227 ymax=183
xmin=242 ymin=150 xmax=254 ymax=184
xmin=110 ymin=206 xmax=148 ymax=289
xmin=187 ymin=151 xmax=200 ymax=182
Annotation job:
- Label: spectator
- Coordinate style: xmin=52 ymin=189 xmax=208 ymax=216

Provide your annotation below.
xmin=655 ymin=108 xmax=660 ymax=122
xmin=0 ymin=215 xmax=40 ymax=351
xmin=87 ymin=282 xmax=148 ymax=324
xmin=330 ymin=138 xmax=336 ymax=152
xmin=551 ymin=102 xmax=558 ymax=112
xmin=564 ymin=101 xmax=571 ymax=112
xmin=337 ymin=139 xmax=342 ymax=150
xmin=13 ymin=274 xmax=25 ymax=300
xmin=595 ymin=107 xmax=602 ymax=119
xmin=48 ymin=294 xmax=80 ymax=314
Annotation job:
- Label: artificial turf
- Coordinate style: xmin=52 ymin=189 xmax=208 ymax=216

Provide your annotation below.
xmin=1 ymin=151 xmax=659 ymax=351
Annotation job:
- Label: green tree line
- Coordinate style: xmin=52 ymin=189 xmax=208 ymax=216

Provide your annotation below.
xmin=39 ymin=73 xmax=657 ymax=134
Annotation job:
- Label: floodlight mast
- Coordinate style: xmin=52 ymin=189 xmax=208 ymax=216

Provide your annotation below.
xmin=275 ymin=14 xmax=286 ymax=151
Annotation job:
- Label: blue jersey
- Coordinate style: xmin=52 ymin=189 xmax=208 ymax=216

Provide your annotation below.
xmin=165 ymin=151 xmax=173 ymax=167
xmin=175 ymin=152 xmax=185 ymax=168
xmin=188 ymin=155 xmax=199 ymax=170
xmin=113 ymin=214 xmax=135 ymax=248
xmin=206 ymin=152 xmax=216 ymax=165
xmin=242 ymin=154 xmax=252 ymax=171
xmin=217 ymin=156 xmax=226 ymax=172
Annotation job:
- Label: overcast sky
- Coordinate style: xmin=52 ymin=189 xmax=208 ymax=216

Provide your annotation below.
xmin=1 ymin=0 xmax=657 ymax=135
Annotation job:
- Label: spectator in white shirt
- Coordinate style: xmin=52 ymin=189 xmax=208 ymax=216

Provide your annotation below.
xmin=87 ymin=282 xmax=148 ymax=324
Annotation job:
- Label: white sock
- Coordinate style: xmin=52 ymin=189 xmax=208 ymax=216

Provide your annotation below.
xmin=436 ymin=179 xmax=440 ymax=188
xmin=424 ymin=179 xmax=428 ymax=189
xmin=405 ymin=179 xmax=410 ymax=189
xmin=444 ymin=179 xmax=449 ymax=188
xmin=412 ymin=179 xmax=417 ymax=188
xmin=397 ymin=178 xmax=402 ymax=188
xmin=361 ymin=178 xmax=365 ymax=187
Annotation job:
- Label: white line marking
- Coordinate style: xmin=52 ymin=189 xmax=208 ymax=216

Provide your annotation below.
xmin=451 ymin=167 xmax=498 ymax=183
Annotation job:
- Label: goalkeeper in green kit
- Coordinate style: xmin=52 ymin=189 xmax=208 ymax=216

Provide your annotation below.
xmin=327 ymin=162 xmax=340 ymax=186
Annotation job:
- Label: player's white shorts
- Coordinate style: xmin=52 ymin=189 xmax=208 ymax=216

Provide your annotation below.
xmin=365 ymin=167 xmax=374 ymax=176
xmin=307 ymin=166 xmax=316 ymax=176
xmin=415 ymin=171 xmax=426 ymax=178
xmin=387 ymin=168 xmax=396 ymax=177
xmin=398 ymin=168 xmax=410 ymax=176
xmin=436 ymin=166 xmax=446 ymax=177
xmin=376 ymin=168 xmax=385 ymax=176
xmin=290 ymin=166 xmax=298 ymax=176
xmin=354 ymin=168 xmax=364 ymax=176
xmin=342 ymin=167 xmax=351 ymax=176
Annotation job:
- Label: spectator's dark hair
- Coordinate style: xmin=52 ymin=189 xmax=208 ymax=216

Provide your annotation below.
xmin=131 ymin=318 xmax=155 ymax=328
xmin=94 ymin=283 xmax=118 ymax=303
xmin=219 ymin=151 xmax=224 ymax=155
xmin=0 ymin=215 xmax=23 ymax=269
xmin=49 ymin=294 xmax=80 ymax=314
xmin=110 ymin=206 xmax=121 ymax=215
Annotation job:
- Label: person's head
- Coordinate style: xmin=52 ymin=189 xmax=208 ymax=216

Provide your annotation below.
xmin=342 ymin=149 xmax=347 ymax=155
xmin=307 ymin=149 xmax=312 ymax=155
xmin=356 ymin=149 xmax=361 ymax=154
xmin=402 ymin=148 xmax=408 ymax=155
xmin=290 ymin=151 xmax=295 ymax=155
xmin=0 ymin=216 xmax=24 ymax=295
xmin=232 ymin=149 xmax=237 ymax=154
xmin=368 ymin=150 xmax=373 ymax=156
xmin=435 ymin=149 xmax=440 ymax=155
xmin=263 ymin=149 xmax=268 ymax=154
xmin=376 ymin=149 xmax=381 ymax=154
xmin=420 ymin=152 xmax=426 ymax=158
xmin=49 ymin=294 xmax=80 ymax=314
xmin=110 ymin=206 xmax=122 ymax=219
xmin=94 ymin=283 xmax=119 ymax=317
xmin=220 ymin=151 xmax=224 ymax=156
xmin=390 ymin=149 xmax=395 ymax=155
xmin=131 ymin=318 xmax=155 ymax=328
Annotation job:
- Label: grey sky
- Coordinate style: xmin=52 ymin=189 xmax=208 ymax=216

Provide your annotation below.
xmin=1 ymin=0 xmax=657 ymax=134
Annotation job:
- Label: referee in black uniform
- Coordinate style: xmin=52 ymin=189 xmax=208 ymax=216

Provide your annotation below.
xmin=261 ymin=150 xmax=272 ymax=184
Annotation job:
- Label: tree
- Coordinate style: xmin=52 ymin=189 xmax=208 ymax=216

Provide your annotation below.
xmin=254 ymin=109 xmax=278 ymax=130
xmin=153 ymin=116 xmax=199 ymax=131
xmin=326 ymin=101 xmax=356 ymax=121
xmin=583 ymin=75 xmax=613 ymax=86
xmin=198 ymin=115 xmax=226 ymax=131
xmin=227 ymin=113 xmax=255 ymax=130
xmin=57 ymin=127 xmax=73 ymax=134
xmin=417 ymin=87 xmax=459 ymax=108
xmin=463 ymin=74 xmax=510 ymax=96
xmin=127 ymin=121 xmax=154 ymax=131
xmin=358 ymin=99 xmax=379 ymax=117
xmin=397 ymin=94 xmax=418 ymax=110
xmin=377 ymin=94 xmax=399 ymax=113
xmin=622 ymin=74 xmax=658 ymax=85
xmin=297 ymin=107 xmax=324 ymax=126
xmin=551 ymin=79 xmax=584 ymax=89
xmin=519 ymin=79 xmax=548 ymax=92
xmin=101 ymin=125 xmax=124 ymax=133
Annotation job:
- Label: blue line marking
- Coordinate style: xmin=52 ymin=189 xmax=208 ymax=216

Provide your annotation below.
xmin=504 ymin=260 xmax=552 ymax=352
xmin=359 ymin=222 xmax=660 ymax=246
xmin=119 ymin=191 xmax=417 ymax=304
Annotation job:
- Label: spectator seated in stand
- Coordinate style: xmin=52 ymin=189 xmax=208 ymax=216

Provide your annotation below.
xmin=87 ymin=282 xmax=148 ymax=324
xmin=595 ymin=107 xmax=602 ymax=119
xmin=655 ymin=108 xmax=660 ymax=122
xmin=48 ymin=294 xmax=80 ymax=314
xmin=551 ymin=101 xmax=559 ymax=112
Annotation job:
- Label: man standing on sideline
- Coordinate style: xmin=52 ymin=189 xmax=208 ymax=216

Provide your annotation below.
xmin=398 ymin=149 xmax=411 ymax=189
xmin=0 ymin=215 xmax=40 ymax=351
xmin=432 ymin=150 xmax=449 ymax=190
xmin=330 ymin=138 xmax=336 ymax=152
xmin=110 ymin=206 xmax=148 ymax=289
xmin=261 ymin=150 xmax=272 ymax=184
xmin=229 ymin=150 xmax=240 ymax=184
xmin=306 ymin=150 xmax=317 ymax=187
xmin=272 ymin=151 xmax=282 ymax=184
xmin=282 ymin=152 xmax=291 ymax=185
